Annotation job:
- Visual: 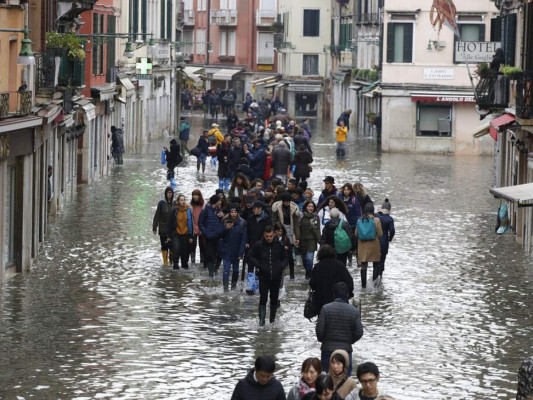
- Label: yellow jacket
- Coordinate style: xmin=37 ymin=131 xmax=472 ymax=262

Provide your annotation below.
xmin=208 ymin=128 xmax=224 ymax=145
xmin=335 ymin=126 xmax=347 ymax=142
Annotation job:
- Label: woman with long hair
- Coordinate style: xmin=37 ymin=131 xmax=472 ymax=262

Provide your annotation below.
xmin=228 ymin=172 xmax=250 ymax=202
xmin=317 ymin=195 xmax=348 ymax=233
xmin=353 ymin=182 xmax=372 ymax=211
xmin=298 ymin=200 xmax=321 ymax=279
xmin=189 ymin=189 xmax=205 ymax=265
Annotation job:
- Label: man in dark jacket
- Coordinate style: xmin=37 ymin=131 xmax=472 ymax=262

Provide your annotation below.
xmin=231 ymin=355 xmax=286 ymax=400
xmin=248 ymin=225 xmax=287 ymax=325
xmin=199 ymin=195 xmax=226 ymax=277
xmin=246 ymin=139 xmax=266 ymax=180
xmin=246 ymin=201 xmax=272 ymax=273
xmin=110 ymin=126 xmax=125 ymax=165
xmin=317 ymin=175 xmax=339 ymax=209
xmin=316 ymin=281 xmax=363 ymax=376
xmin=178 ymin=116 xmax=190 ymax=156
xmin=271 ymin=140 xmax=291 ymax=184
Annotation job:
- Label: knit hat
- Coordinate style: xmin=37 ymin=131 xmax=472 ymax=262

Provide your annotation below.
xmin=209 ymin=195 xmax=220 ymax=205
xmin=381 ymin=198 xmax=391 ymax=212
xmin=211 ymin=123 xmax=219 ymax=128
xmin=252 ymin=200 xmax=266 ymax=208
xmin=215 ymin=189 xmax=224 ymax=195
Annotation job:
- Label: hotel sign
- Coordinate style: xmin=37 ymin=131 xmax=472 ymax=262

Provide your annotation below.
xmin=455 ymin=41 xmax=502 ymax=63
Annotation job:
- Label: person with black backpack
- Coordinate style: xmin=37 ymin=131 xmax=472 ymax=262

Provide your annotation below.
xmin=355 ymin=202 xmax=383 ymax=289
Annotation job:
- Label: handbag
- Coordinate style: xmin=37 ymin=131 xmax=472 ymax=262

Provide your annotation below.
xmin=190 ymin=146 xmax=201 ymax=158
xmin=303 ymin=289 xmax=318 ymax=320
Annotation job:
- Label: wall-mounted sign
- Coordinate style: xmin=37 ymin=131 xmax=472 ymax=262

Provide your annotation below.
xmin=136 ymin=58 xmax=153 ymax=80
xmin=423 ymin=68 xmax=455 ymax=80
xmin=257 ymin=64 xmax=274 ymax=71
xmin=455 ymin=41 xmax=501 ymax=63
xmin=411 ymin=93 xmax=475 ymax=103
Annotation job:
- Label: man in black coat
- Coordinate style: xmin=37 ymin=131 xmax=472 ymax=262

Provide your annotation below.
xmin=248 ymin=225 xmax=287 ymax=325
xmin=246 ymin=201 xmax=272 ymax=273
xmin=231 ymin=356 xmax=286 ymax=400
xmin=316 ymin=281 xmax=363 ymax=376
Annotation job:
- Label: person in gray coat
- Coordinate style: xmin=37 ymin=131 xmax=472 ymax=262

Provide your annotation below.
xmin=316 ymin=282 xmax=363 ymax=376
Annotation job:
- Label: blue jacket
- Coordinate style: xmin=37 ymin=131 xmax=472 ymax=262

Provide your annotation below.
xmin=377 ymin=212 xmax=395 ymax=255
xmin=340 ymin=195 xmax=362 ymax=228
xmin=247 ymin=146 xmax=266 ymax=179
xmin=218 ymin=217 xmax=247 ymax=260
xmin=196 ymin=136 xmax=210 ymax=156
xmin=179 ymin=121 xmax=190 ymax=141
xmin=167 ymin=207 xmax=193 ymax=238
xmin=199 ymin=204 xmax=225 ymax=239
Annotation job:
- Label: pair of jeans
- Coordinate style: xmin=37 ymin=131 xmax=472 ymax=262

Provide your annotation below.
xmin=320 ymin=350 xmax=353 ymax=377
xmin=204 ymin=237 xmax=219 ymax=273
xmin=222 ymin=258 xmax=240 ymax=282
xmin=302 ymin=251 xmax=315 ymax=273
xmin=171 ymin=234 xmax=189 ymax=268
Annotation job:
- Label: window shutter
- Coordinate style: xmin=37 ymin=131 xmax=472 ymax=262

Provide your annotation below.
xmin=491 ymin=16 xmax=501 ymax=41
xmin=386 ymin=23 xmax=394 ymax=63
xmin=478 ymin=24 xmax=485 ymax=42
xmin=403 ymin=24 xmax=413 ymax=63
xmin=502 ymin=13 xmax=516 ymax=66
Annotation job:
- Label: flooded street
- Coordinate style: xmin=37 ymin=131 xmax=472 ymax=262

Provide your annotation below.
xmin=1 ymin=116 xmax=532 ymax=399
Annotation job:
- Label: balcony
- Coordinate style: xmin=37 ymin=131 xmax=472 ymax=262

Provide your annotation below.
xmin=273 ymin=33 xmax=293 ymax=51
xmin=0 ymin=91 xmax=33 ymax=119
xmin=516 ymin=71 xmax=533 ymax=120
xmin=256 ymin=10 xmax=277 ymax=27
xmin=474 ymin=71 xmax=509 ymax=110
xmin=210 ymin=9 xmax=237 ymax=26
xmin=356 ymin=13 xmax=381 ymax=24
xmin=182 ymin=9 xmax=195 ymax=26
xmin=35 ymin=49 xmax=85 ymax=92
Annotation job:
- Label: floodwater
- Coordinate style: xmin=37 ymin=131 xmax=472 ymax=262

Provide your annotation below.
xmin=0 ymin=114 xmax=532 ymax=400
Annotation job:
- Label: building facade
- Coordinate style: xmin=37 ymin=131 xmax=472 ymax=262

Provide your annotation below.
xmin=380 ymin=0 xmax=498 ymax=154
xmin=475 ymin=0 xmax=533 ymax=254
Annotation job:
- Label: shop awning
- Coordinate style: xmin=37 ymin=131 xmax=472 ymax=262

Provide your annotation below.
xmin=212 ymin=68 xmax=243 ymax=81
xmin=251 ymin=75 xmax=281 ymax=86
xmin=349 ymin=84 xmax=363 ymax=90
xmin=91 ymin=84 xmax=116 ymax=101
xmin=38 ymin=104 xmax=62 ymax=125
xmin=411 ymin=92 xmax=475 ymax=103
xmin=182 ymin=66 xmax=204 ymax=82
xmin=488 ymin=113 xmax=516 ymax=141
xmin=117 ymin=77 xmax=135 ymax=96
xmin=472 ymin=120 xmax=491 ymax=138
xmin=490 ymin=183 xmax=533 ymax=206
xmin=362 ymin=86 xmax=382 ymax=98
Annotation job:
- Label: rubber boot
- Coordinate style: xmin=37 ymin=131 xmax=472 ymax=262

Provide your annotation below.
xmin=360 ymin=268 xmax=367 ymax=288
xmin=207 ymin=263 xmax=215 ymax=278
xmin=231 ymin=271 xmax=239 ymax=290
xmin=259 ymin=305 xmax=266 ymax=326
xmin=162 ymin=250 xmax=169 ymax=267
xmin=269 ymin=305 xmax=277 ymax=324
xmin=223 ymin=280 xmax=229 ymax=292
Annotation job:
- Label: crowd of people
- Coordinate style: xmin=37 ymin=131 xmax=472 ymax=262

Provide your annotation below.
xmin=154 ymin=102 xmax=532 ymax=400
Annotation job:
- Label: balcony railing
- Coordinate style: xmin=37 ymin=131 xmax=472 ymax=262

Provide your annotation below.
xmin=356 ymin=13 xmax=381 ymax=24
xmin=210 ymin=9 xmax=237 ymax=26
xmin=35 ymin=49 xmax=85 ymax=92
xmin=516 ymin=71 xmax=533 ymax=120
xmin=474 ymin=71 xmax=509 ymax=110
xmin=256 ymin=9 xmax=276 ymax=26
xmin=0 ymin=91 xmax=33 ymax=118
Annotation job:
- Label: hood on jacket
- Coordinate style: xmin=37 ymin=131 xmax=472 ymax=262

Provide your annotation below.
xmin=330 ymin=349 xmax=350 ymax=374
xmin=164 ymin=187 xmax=174 ymax=203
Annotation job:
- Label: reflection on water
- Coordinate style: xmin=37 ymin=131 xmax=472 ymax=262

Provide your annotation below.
xmin=0 ymin=119 xmax=531 ymax=399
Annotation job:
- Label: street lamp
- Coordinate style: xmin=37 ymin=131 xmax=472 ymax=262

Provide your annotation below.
xmin=76 ymin=32 xmax=155 ymax=59
xmin=0 ymin=27 xmax=35 ymax=65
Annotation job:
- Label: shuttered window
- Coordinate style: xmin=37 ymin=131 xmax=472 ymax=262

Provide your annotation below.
xmin=303 ymin=10 xmax=320 ymax=37
xmin=386 ymin=22 xmax=413 ymax=63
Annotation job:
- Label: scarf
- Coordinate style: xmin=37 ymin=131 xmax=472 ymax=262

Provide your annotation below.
xmin=298 ymin=378 xmax=315 ymax=398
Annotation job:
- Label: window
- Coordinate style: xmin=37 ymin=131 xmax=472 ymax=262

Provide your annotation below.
xmin=458 ymin=23 xmax=485 ymax=41
xmin=257 ymin=32 xmax=274 ymax=64
xmin=183 ymin=30 xmax=194 ymax=54
xmin=196 ymin=29 xmax=206 ymax=54
xmin=417 ymin=105 xmax=452 ymax=137
xmin=302 ymin=54 xmax=319 ymax=75
xmin=303 ymin=9 xmax=320 ymax=37
xmin=219 ymin=30 xmax=236 ymax=56
xmin=340 ymin=19 xmax=352 ymax=49
xmin=197 ymin=0 xmax=205 ymax=11
xmin=386 ymin=22 xmax=413 ymax=63
xmin=92 ymin=14 xmax=104 ymax=75
xmin=220 ymin=0 xmax=236 ymax=9
xmin=260 ymin=0 xmax=276 ymax=10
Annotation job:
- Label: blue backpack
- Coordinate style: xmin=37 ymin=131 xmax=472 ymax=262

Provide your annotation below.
xmin=357 ymin=216 xmax=376 ymax=241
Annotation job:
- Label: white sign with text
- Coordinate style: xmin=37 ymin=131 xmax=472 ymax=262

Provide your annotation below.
xmin=455 ymin=41 xmax=502 ymax=63
xmin=423 ymin=68 xmax=455 ymax=80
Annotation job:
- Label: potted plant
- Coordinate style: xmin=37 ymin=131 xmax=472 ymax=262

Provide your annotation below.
xmin=500 ymin=65 xmax=523 ymax=80
xmin=336 ymin=0 xmax=350 ymax=6
xmin=271 ymin=21 xmax=284 ymax=33
xmin=46 ymin=32 xmax=86 ymax=61
xmin=474 ymin=62 xmax=490 ymax=79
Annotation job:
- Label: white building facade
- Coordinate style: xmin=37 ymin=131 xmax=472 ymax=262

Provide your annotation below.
xmin=381 ymin=0 xmax=498 ymax=154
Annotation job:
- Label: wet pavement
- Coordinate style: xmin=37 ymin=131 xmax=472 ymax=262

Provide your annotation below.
xmin=0 ymin=114 xmax=532 ymax=399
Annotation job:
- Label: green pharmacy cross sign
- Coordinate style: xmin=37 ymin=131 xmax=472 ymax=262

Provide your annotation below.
xmin=136 ymin=57 xmax=153 ymax=80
